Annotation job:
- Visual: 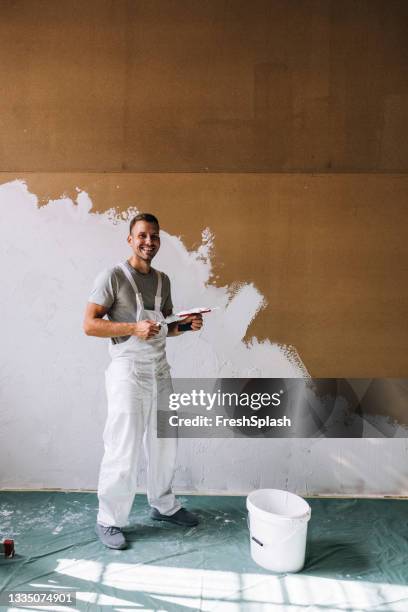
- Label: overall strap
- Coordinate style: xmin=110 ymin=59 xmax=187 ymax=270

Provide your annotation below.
xmin=119 ymin=263 xmax=144 ymax=322
xmin=154 ymin=270 xmax=162 ymax=313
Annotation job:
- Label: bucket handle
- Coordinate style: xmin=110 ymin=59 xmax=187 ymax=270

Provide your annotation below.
xmin=247 ymin=515 xmax=263 ymax=546
xmin=247 ymin=512 xmax=307 ymax=549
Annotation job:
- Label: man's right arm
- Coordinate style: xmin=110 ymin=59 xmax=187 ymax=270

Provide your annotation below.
xmin=83 ymin=303 xmax=159 ymax=340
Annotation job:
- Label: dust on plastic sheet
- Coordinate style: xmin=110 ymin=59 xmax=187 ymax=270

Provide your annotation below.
xmin=0 ymin=492 xmax=408 ymax=611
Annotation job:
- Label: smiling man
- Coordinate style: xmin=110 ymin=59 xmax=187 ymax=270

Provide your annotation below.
xmin=83 ymin=213 xmax=203 ymax=549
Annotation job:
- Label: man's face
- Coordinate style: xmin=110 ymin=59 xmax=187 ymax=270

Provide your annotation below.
xmin=128 ymin=220 xmax=161 ymax=262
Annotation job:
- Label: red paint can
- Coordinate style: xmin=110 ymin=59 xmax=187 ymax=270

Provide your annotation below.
xmin=0 ymin=539 xmax=15 ymax=558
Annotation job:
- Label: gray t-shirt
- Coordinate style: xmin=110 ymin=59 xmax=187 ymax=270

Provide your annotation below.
xmin=88 ymin=261 xmax=173 ymax=344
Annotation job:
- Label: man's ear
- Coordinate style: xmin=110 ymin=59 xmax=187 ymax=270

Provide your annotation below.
xmin=127 ymin=234 xmax=132 ymax=245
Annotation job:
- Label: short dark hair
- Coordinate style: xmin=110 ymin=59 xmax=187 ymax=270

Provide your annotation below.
xmin=129 ymin=213 xmax=160 ymax=235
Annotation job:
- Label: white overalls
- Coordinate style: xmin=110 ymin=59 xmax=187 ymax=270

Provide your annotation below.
xmin=97 ymin=263 xmax=181 ymax=527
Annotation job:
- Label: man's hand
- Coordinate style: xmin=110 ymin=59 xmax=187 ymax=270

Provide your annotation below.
xmin=180 ymin=313 xmax=203 ymax=331
xmin=133 ymin=320 xmax=160 ymax=340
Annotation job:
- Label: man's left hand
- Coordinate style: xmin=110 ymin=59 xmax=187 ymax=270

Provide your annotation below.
xmin=181 ymin=313 xmax=203 ymax=331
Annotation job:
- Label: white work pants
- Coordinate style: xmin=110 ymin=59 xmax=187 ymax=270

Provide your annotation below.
xmin=97 ymin=358 xmax=180 ymax=527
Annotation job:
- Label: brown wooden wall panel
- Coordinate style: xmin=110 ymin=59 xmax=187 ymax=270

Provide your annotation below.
xmin=2 ymin=172 xmax=407 ymax=377
xmin=1 ymin=0 xmax=408 ymax=172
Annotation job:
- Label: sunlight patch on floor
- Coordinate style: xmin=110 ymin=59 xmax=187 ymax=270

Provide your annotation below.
xmin=54 ymin=560 xmax=408 ymax=611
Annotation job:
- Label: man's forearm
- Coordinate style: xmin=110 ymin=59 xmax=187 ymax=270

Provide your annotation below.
xmin=84 ymin=318 xmax=136 ymax=338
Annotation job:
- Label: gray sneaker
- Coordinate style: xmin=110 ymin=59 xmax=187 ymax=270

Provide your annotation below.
xmin=95 ymin=523 xmax=127 ymax=549
xmin=150 ymin=507 xmax=199 ymax=527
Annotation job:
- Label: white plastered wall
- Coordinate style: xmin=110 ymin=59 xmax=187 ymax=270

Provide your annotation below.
xmin=1 ymin=180 xmax=407 ymax=496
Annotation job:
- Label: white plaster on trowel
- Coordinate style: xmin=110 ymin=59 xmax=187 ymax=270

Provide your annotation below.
xmin=1 ymin=179 xmax=408 ymax=496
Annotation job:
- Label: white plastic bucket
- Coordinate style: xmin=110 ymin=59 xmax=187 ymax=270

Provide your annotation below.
xmin=246 ymin=489 xmax=311 ymax=573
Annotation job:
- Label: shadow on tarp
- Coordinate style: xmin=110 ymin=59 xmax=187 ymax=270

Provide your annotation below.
xmin=304 ymin=540 xmax=371 ymax=574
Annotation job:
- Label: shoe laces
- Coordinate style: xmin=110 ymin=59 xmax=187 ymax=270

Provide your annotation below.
xmin=103 ymin=526 xmax=122 ymax=536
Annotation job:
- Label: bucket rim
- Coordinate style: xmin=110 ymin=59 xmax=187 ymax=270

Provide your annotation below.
xmin=246 ymin=488 xmax=311 ymax=522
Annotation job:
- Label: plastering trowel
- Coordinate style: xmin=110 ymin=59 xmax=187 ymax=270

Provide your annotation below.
xmin=159 ymin=307 xmax=218 ymax=326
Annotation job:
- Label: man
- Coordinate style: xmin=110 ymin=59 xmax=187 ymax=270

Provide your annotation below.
xmin=83 ymin=213 xmax=203 ymax=549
